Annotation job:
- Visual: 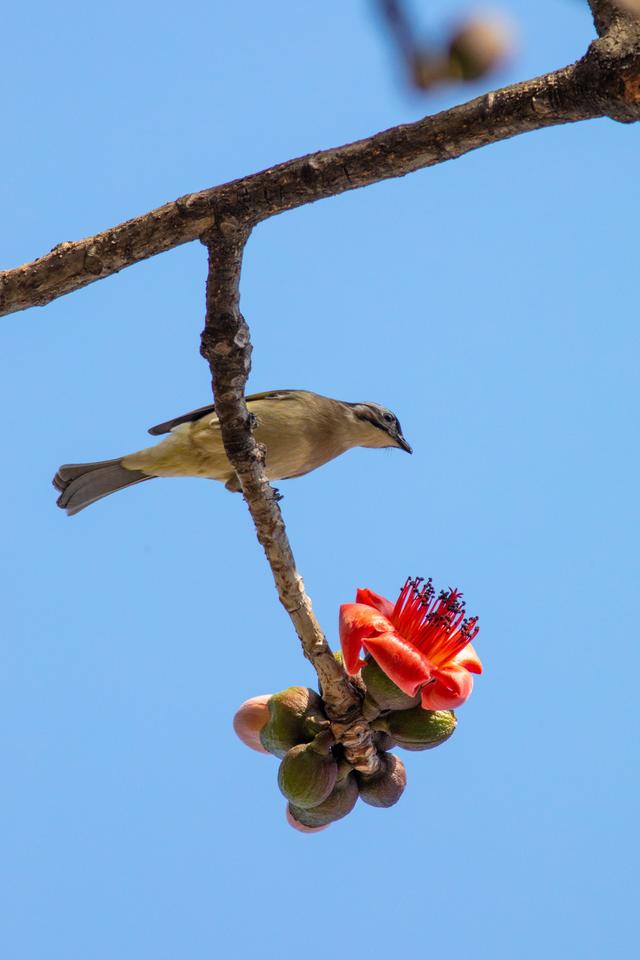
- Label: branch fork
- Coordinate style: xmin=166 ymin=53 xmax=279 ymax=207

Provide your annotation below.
xmin=4 ymin=6 xmax=640 ymax=776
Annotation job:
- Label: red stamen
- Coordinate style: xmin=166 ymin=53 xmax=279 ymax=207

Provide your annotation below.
xmin=390 ymin=579 xmax=479 ymax=669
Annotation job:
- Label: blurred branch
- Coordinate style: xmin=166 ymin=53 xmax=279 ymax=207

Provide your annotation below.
xmin=377 ymin=0 xmax=444 ymax=90
xmin=377 ymin=0 xmax=514 ymax=91
xmin=6 ymin=23 xmax=640 ymax=318
xmin=378 ymin=0 xmax=417 ymax=64
xmin=200 ymin=221 xmax=381 ymax=775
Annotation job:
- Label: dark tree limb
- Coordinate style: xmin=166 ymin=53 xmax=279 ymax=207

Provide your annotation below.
xmin=5 ymin=7 xmax=640 ymax=778
xmin=200 ymin=221 xmax=381 ymax=775
xmin=4 ymin=26 xmax=640 ymax=318
xmin=589 ymin=1 xmax=640 ymax=37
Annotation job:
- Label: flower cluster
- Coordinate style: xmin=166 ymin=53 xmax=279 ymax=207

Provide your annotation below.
xmin=234 ymin=578 xmax=482 ymax=832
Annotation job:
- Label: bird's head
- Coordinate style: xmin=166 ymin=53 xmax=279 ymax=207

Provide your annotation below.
xmin=345 ymin=401 xmax=413 ymax=454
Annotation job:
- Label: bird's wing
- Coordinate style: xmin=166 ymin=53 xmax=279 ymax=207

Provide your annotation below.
xmin=147 ymin=404 xmax=217 ymax=435
xmin=147 ymin=391 xmax=299 ymax=435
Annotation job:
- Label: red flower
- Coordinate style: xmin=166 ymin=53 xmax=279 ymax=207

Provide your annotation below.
xmin=340 ymin=578 xmax=482 ymax=710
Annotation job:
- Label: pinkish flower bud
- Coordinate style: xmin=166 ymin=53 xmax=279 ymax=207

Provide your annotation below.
xmin=286 ymin=805 xmax=330 ymax=834
xmin=232 ymin=694 xmax=272 ymax=753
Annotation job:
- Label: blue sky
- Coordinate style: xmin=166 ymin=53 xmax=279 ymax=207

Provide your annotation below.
xmin=1 ymin=2 xmax=638 ymax=958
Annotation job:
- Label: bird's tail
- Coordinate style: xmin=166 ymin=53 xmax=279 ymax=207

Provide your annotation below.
xmin=53 ymin=458 xmax=152 ymax=515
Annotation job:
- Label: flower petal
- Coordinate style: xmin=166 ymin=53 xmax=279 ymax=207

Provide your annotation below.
xmin=362 ymin=631 xmax=434 ymax=697
xmin=421 ymin=665 xmax=474 ymax=710
xmin=355 ymin=588 xmax=395 ymax=620
xmin=339 ymin=603 xmax=393 ymax=674
xmin=454 ymin=641 xmax=483 ymax=675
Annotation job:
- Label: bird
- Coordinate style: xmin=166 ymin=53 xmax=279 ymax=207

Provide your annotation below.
xmin=53 ymin=389 xmax=412 ymax=516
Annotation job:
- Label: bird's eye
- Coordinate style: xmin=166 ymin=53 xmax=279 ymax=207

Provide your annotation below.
xmin=383 ymin=412 xmax=394 ymax=423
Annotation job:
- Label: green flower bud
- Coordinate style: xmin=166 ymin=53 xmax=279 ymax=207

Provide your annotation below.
xmin=278 ymin=740 xmax=338 ymax=809
xmin=286 ymin=806 xmax=330 ymax=834
xmin=374 ymin=706 xmax=457 ymax=751
xmin=331 ymin=649 xmax=366 ymax=696
xmin=357 ymin=753 xmax=407 ymax=808
xmin=361 ymin=658 xmax=420 ymax=713
xmin=374 ymin=731 xmax=396 ymax=752
xmin=335 ymin=757 xmax=355 ymax=783
xmin=259 ymin=686 xmax=329 ymax=758
xmin=288 ymin=772 xmax=359 ymax=827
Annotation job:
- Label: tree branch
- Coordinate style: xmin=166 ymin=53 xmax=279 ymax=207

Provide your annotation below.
xmin=589 ymin=1 xmax=640 ymax=37
xmin=6 ymin=29 xmax=640 ymax=318
xmin=6 ymin=8 xmax=640 ymax=781
xmin=200 ymin=220 xmax=381 ymax=775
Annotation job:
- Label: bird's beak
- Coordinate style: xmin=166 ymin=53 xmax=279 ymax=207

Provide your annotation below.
xmin=396 ymin=434 xmax=413 ymax=454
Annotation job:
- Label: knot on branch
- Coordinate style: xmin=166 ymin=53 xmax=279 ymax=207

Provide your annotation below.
xmin=582 ymin=25 xmax=640 ymax=121
xmin=299 ymin=160 xmax=322 ymax=187
xmin=200 ymin=316 xmax=252 ymax=361
xmin=83 ymin=249 xmax=104 ymax=276
xmin=200 ymin=216 xmax=252 ymax=249
xmin=330 ymin=716 xmax=383 ymax=775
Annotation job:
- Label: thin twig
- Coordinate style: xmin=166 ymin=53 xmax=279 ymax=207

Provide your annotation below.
xmin=200 ymin=221 xmax=381 ymax=774
xmin=378 ymin=0 xmax=422 ymax=70
xmin=4 ymin=4 xmax=640 ymax=779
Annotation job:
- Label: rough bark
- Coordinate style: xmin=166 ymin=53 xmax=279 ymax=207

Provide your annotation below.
xmin=4 ymin=29 xmax=640 ymax=318
xmin=4 ymin=6 xmax=640 ymax=776
xmin=589 ymin=1 xmax=640 ymax=36
xmin=201 ymin=222 xmax=381 ymax=774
